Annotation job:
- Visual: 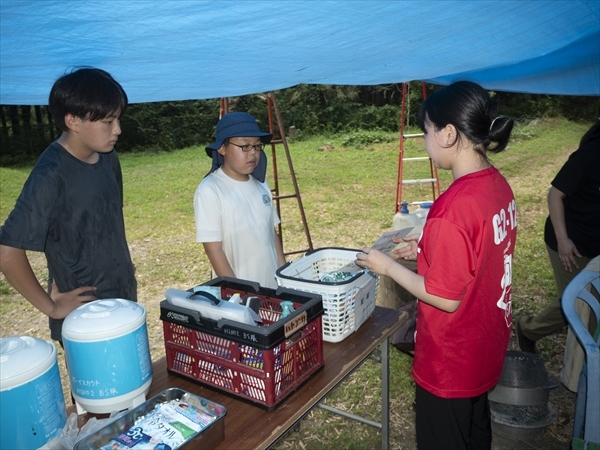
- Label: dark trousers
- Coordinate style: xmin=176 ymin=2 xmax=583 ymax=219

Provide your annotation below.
xmin=520 ymin=245 xmax=593 ymax=341
xmin=58 ymin=340 xmax=76 ymax=405
xmin=416 ymin=384 xmax=491 ymax=450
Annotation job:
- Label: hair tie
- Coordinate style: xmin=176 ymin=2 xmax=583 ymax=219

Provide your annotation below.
xmin=490 ymin=116 xmax=500 ymax=131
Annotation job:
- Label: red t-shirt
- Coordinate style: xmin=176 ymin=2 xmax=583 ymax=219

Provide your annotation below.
xmin=412 ymin=166 xmax=517 ymax=398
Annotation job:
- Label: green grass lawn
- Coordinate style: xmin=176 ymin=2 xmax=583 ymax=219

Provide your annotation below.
xmin=0 ymin=117 xmax=590 ymax=448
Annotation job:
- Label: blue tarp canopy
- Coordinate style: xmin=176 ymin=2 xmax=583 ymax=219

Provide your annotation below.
xmin=1 ymin=0 xmax=599 ymax=105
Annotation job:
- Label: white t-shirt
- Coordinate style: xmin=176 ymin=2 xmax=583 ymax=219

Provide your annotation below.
xmin=193 ymin=168 xmax=281 ymax=288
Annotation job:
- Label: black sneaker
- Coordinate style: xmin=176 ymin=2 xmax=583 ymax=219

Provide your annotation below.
xmin=516 ymin=317 xmax=536 ymax=353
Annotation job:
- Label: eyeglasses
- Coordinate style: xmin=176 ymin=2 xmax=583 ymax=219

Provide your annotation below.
xmin=227 ymin=142 xmax=265 ymax=153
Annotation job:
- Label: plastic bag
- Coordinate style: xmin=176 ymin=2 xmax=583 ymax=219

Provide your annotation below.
xmin=38 ymin=411 xmax=125 ymax=450
xmin=391 ymin=301 xmax=417 ymax=353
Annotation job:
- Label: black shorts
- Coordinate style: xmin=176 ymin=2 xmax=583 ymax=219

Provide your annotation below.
xmin=415 ymin=383 xmax=491 ymax=450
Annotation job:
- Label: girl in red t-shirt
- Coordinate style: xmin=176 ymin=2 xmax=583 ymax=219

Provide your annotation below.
xmin=356 ymin=81 xmax=516 ymax=449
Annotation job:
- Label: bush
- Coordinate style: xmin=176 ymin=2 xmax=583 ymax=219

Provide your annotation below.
xmin=510 ymin=121 xmax=539 ymax=142
xmin=350 ymin=104 xmax=401 ymax=132
xmin=1 ymin=85 xmax=597 ymax=164
xmin=340 ymin=129 xmax=398 ymax=148
xmin=118 ymin=100 xmax=220 ymax=152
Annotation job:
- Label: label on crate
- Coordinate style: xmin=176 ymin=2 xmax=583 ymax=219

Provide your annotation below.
xmin=166 ymin=310 xmax=191 ymax=324
xmin=284 ymin=311 xmax=307 ymax=338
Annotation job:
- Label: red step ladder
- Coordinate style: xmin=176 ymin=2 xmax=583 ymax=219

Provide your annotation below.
xmin=395 ymin=82 xmax=441 ymax=213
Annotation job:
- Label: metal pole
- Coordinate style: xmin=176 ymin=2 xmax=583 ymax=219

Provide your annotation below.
xmin=317 ymin=403 xmax=382 ymax=429
xmin=381 ymin=338 xmax=390 ymax=450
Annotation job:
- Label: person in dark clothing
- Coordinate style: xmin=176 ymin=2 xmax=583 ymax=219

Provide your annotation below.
xmin=516 ymin=117 xmax=600 ymax=390
xmin=0 ymin=67 xmax=137 ymax=343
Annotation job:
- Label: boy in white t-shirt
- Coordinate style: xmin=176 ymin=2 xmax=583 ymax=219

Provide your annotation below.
xmin=194 ymin=112 xmax=286 ymax=288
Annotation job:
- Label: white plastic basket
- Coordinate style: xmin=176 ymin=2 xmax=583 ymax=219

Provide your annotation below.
xmin=275 ymin=247 xmax=378 ymax=343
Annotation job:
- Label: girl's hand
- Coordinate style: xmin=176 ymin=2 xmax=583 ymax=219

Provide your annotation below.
xmin=391 ymin=234 xmax=419 ymax=260
xmin=355 ymin=247 xmax=397 ymax=277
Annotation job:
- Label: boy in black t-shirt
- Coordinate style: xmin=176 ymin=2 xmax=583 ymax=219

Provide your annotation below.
xmin=0 ymin=68 xmax=137 ymax=342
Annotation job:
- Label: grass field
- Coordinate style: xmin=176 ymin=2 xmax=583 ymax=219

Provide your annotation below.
xmin=0 ymin=117 xmax=590 ymax=449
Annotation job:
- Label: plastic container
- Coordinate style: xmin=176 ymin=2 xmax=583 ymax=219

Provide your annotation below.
xmin=62 ymin=299 xmax=153 ymax=414
xmin=414 ymin=201 xmax=433 ymax=223
xmin=275 ymin=247 xmax=379 ymax=343
xmin=160 ymin=277 xmax=324 ymax=409
xmin=393 ymin=201 xmax=421 ymax=231
xmin=0 ymin=336 xmax=67 ymax=449
xmin=74 ymin=388 xmax=227 ymax=450
xmin=165 ymin=288 xmax=261 ymax=325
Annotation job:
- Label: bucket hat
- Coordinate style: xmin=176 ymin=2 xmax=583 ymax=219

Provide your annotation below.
xmin=204 ymin=112 xmax=272 ymax=183
xmin=205 ymin=112 xmax=272 ymax=157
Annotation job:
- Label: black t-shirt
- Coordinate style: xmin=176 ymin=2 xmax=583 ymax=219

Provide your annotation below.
xmin=0 ymin=142 xmax=137 ymax=340
xmin=544 ymin=130 xmax=600 ymax=258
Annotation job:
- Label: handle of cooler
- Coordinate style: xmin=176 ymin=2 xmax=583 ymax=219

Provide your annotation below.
xmin=301 ymin=246 xmax=362 ymax=257
xmin=190 ymin=292 xmax=220 ymax=305
xmin=204 ymin=276 xmax=262 ymax=294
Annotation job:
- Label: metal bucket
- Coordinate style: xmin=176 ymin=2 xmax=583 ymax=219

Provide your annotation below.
xmin=489 ymin=350 xmax=559 ymax=441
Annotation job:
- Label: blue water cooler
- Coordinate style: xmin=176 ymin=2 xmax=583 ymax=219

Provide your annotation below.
xmin=0 ymin=336 xmax=67 ymax=449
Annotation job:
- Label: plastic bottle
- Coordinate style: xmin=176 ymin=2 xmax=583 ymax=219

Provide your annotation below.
xmin=280 ymin=301 xmax=295 ymax=319
xmin=229 ymin=293 xmax=242 ymax=304
xmin=392 ymin=202 xmax=422 ymax=251
xmin=392 ymin=202 xmax=421 ymax=231
xmin=414 ymin=202 xmax=433 ymax=224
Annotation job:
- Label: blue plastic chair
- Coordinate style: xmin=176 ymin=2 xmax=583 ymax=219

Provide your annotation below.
xmin=561 ymin=256 xmax=600 ymax=448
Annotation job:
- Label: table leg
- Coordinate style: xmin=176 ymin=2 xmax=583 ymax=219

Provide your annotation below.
xmin=381 ymin=337 xmax=390 ymax=450
xmin=315 ymin=338 xmax=393 ymax=449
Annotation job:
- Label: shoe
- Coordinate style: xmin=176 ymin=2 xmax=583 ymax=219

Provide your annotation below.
xmin=516 ymin=317 xmax=536 ymax=353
